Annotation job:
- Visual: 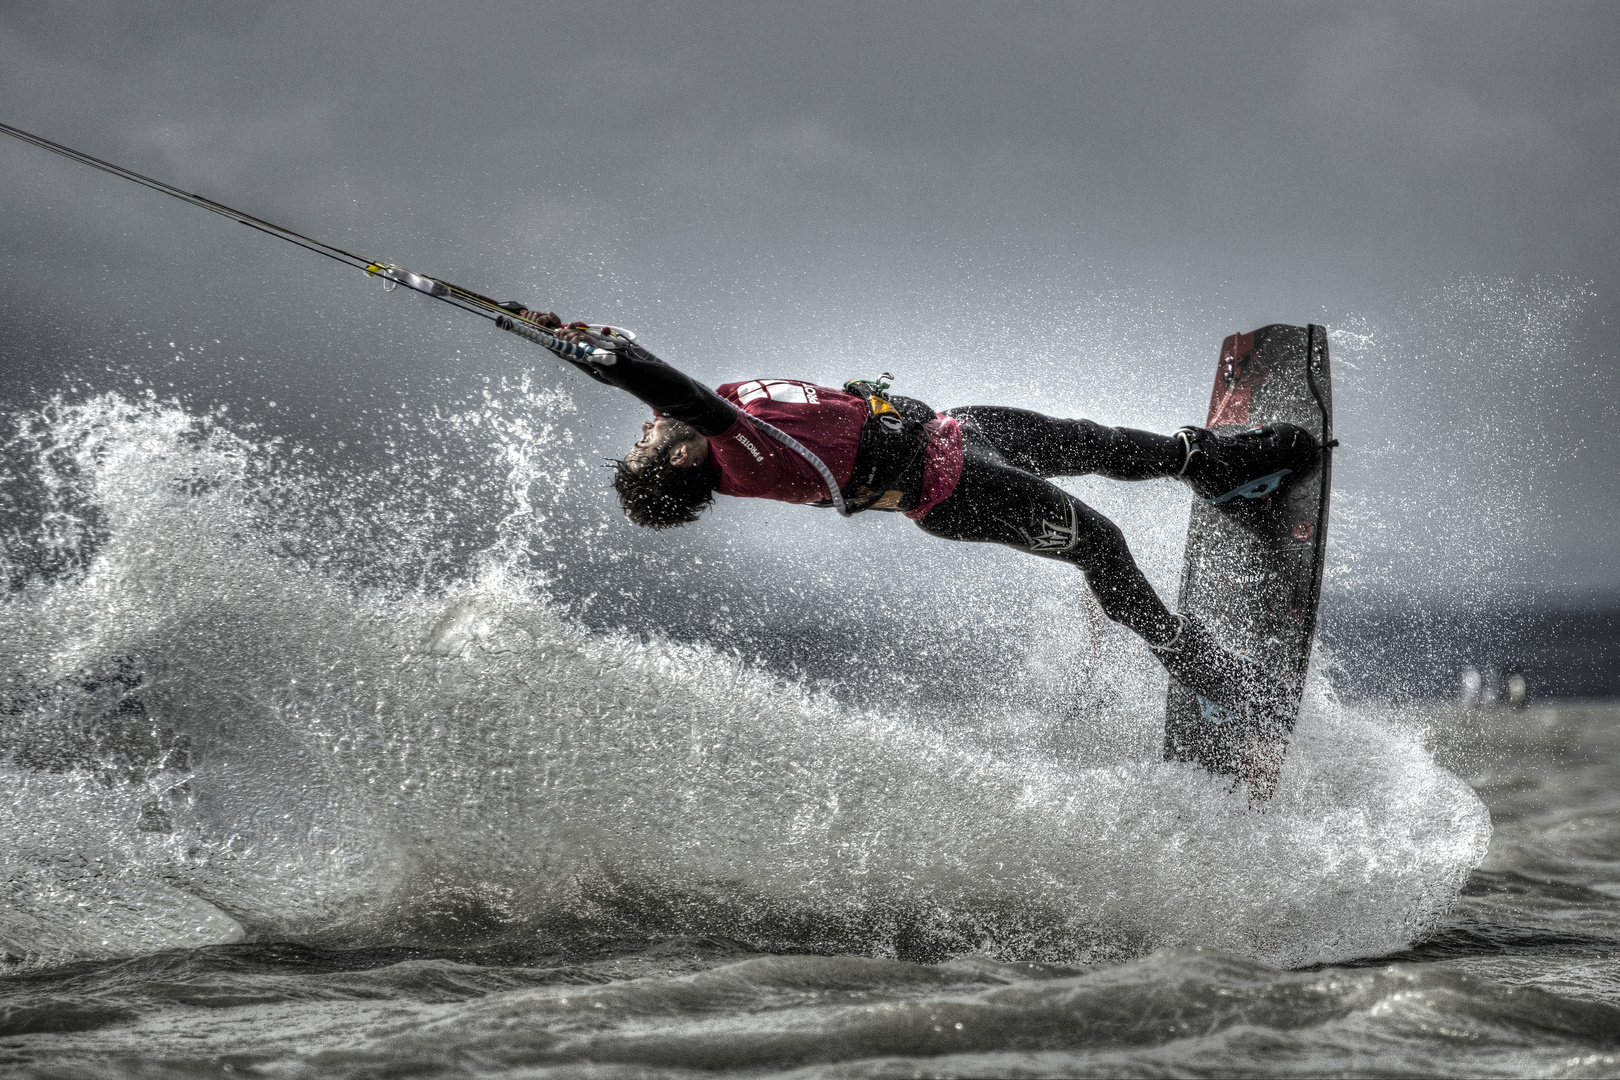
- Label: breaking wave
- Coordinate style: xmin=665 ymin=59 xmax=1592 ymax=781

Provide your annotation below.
xmin=0 ymin=389 xmax=1489 ymax=971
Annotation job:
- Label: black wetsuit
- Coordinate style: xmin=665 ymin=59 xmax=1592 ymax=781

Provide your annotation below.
xmin=924 ymin=408 xmax=1182 ymax=644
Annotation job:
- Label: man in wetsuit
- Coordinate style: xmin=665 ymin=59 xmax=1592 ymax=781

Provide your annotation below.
xmin=518 ymin=310 xmax=1317 ymax=720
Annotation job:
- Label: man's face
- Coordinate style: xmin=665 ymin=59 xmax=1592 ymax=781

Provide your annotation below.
xmin=627 ymin=416 xmax=707 ymax=471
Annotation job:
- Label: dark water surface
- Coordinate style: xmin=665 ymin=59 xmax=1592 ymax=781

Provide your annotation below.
xmin=1 ymin=397 xmax=1614 ymax=1077
xmin=0 ymin=701 xmax=1613 ymax=1079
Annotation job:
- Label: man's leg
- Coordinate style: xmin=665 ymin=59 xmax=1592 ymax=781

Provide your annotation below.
xmin=945 ymin=406 xmax=1183 ymax=481
xmin=916 ymin=440 xmax=1180 ymax=644
xmin=917 ymin=437 xmax=1283 ymax=722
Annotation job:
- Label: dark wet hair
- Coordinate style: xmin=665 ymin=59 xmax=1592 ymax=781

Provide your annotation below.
xmin=612 ymin=450 xmax=718 ymax=529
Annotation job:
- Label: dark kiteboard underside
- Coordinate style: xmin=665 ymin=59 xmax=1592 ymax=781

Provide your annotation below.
xmin=1163 ymin=324 xmax=1333 ymax=796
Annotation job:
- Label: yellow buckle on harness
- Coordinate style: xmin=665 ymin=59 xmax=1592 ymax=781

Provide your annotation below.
xmin=845 ymin=373 xmax=897 ymax=415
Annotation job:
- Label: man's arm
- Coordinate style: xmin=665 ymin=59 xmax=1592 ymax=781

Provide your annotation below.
xmin=590 ymin=343 xmax=738 ymax=436
xmin=513 ymin=309 xmax=738 ymax=437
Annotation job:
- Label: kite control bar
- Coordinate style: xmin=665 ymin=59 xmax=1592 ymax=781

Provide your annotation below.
xmin=0 ymin=119 xmax=627 ymax=370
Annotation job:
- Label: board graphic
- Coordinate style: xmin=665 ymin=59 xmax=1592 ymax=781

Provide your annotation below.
xmin=1163 ymin=324 xmax=1334 ymax=797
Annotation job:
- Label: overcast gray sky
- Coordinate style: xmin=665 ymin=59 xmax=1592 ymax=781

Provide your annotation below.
xmin=2 ymin=1 xmax=1617 ymax=605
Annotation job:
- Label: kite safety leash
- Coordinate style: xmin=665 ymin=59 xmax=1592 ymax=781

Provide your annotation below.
xmin=746 ymin=417 xmax=850 ymax=517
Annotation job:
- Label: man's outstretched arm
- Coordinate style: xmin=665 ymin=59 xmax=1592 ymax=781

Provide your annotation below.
xmin=514 ymin=308 xmax=737 ymax=437
xmin=590 ymin=343 xmax=737 ymax=436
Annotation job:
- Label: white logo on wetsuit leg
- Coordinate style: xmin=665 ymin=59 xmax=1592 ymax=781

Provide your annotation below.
xmin=733 ymin=433 xmax=765 ymax=461
xmin=1015 ymin=503 xmax=1080 ymax=554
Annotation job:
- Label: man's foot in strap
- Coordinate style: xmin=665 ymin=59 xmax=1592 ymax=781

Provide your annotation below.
xmin=1174 ymin=423 xmax=1317 ymax=504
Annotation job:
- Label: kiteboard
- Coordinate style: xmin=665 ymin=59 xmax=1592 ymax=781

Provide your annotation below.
xmin=1163 ymin=324 xmax=1334 ymax=798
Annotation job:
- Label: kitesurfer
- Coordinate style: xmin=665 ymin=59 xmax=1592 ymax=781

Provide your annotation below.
xmin=0 ymin=120 xmax=1321 ymax=731
xmin=521 ymin=310 xmax=1316 ymax=720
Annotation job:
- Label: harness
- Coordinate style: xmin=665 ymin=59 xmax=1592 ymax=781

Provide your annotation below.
xmin=817 ymin=374 xmax=936 ymax=515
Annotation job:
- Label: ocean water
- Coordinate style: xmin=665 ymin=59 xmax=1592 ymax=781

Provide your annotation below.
xmin=0 ymin=392 xmax=1613 ymax=1078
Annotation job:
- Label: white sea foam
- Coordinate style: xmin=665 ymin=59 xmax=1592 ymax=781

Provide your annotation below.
xmin=0 ymin=394 xmax=1490 ymax=970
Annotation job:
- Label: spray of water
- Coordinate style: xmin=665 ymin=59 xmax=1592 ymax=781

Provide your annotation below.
xmin=0 ymin=380 xmax=1490 ymax=973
